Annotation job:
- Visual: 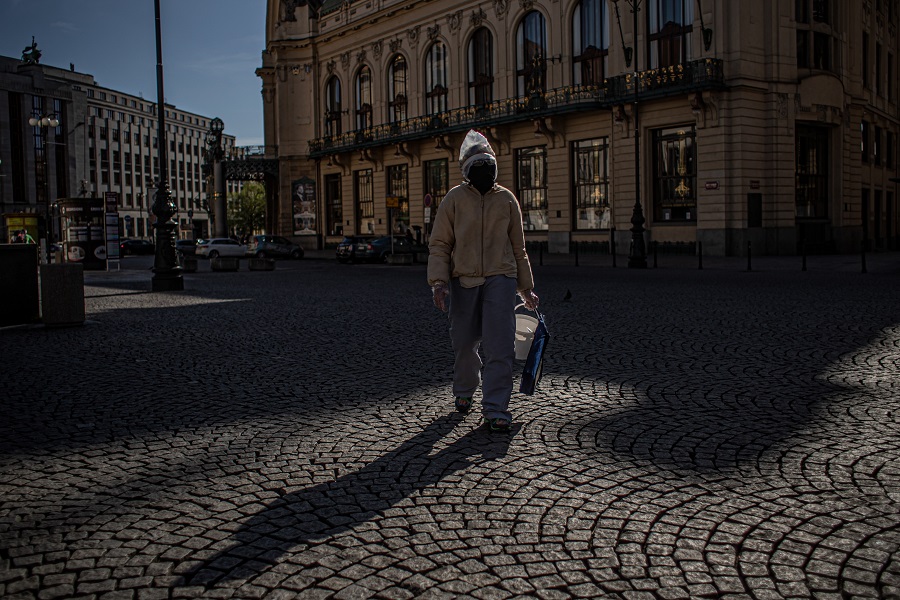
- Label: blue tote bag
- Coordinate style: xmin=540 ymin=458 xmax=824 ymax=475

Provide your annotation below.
xmin=519 ymin=311 xmax=549 ymax=395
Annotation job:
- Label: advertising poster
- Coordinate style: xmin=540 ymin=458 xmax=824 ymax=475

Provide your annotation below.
xmin=58 ymin=198 xmax=107 ymax=270
xmin=292 ymin=177 xmax=317 ymax=235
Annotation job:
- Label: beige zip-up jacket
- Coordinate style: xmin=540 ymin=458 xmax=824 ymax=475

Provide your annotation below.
xmin=427 ymin=182 xmax=534 ymax=291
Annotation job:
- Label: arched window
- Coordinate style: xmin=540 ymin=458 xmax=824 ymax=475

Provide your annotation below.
xmin=325 ymin=76 xmax=341 ymax=137
xmin=388 ymin=55 xmax=408 ymax=124
xmin=425 ymin=42 xmax=448 ymax=115
xmin=517 ymin=11 xmax=548 ymax=96
xmin=468 ymin=28 xmax=494 ymax=106
xmin=355 ymin=66 xmax=372 ymax=131
xmin=573 ymin=0 xmax=608 ymax=85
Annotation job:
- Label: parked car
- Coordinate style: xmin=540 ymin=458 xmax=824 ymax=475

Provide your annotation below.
xmin=360 ymin=235 xmax=427 ymax=263
xmin=175 ymin=239 xmax=197 ymax=256
xmin=246 ymin=234 xmax=304 ymax=259
xmin=195 ymin=238 xmax=247 ymax=259
xmin=335 ymin=236 xmax=375 ymax=263
xmin=119 ymin=239 xmax=155 ymax=255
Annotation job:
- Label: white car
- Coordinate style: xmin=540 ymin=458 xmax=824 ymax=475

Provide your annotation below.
xmin=196 ymin=238 xmax=247 ymax=259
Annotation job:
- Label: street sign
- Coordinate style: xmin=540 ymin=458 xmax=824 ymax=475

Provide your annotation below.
xmin=424 ymin=193 xmax=432 ymax=207
xmin=386 ymin=196 xmax=400 ymax=208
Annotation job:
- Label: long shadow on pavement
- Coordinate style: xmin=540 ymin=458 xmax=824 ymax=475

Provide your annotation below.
xmin=176 ymin=413 xmax=513 ymax=588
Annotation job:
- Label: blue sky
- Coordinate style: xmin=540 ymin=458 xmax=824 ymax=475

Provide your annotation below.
xmin=0 ymin=0 xmax=267 ymax=146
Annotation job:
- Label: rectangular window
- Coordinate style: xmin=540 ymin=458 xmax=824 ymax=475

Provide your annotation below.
xmin=515 ymin=146 xmax=549 ymax=231
xmin=876 ymin=43 xmax=883 ymax=96
xmin=424 ymin=158 xmax=449 ymax=237
xmin=875 ymin=126 xmax=882 ymax=165
xmin=863 ymin=32 xmax=870 ymax=88
xmin=889 ymin=54 xmax=895 ymax=102
xmin=652 ymin=126 xmax=697 ymax=222
xmin=325 ymin=174 xmax=343 ymax=236
xmin=387 ymin=164 xmax=409 ymax=233
xmin=572 ymin=138 xmax=610 ymax=230
xmin=355 ymin=169 xmax=375 ymax=235
xmin=861 ymin=120 xmax=870 ymax=162
xmin=795 ymin=124 xmax=830 ymax=219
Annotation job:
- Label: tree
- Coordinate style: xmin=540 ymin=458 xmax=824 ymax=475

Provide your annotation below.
xmin=227 ymin=182 xmax=266 ymax=236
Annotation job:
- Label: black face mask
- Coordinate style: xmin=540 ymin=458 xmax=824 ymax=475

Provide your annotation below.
xmin=467 ymin=163 xmax=496 ymax=195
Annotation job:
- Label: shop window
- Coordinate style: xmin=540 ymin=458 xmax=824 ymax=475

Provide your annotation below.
xmin=516 ymin=146 xmax=549 ymax=230
xmin=652 ymin=126 xmax=697 ymax=222
xmin=572 ymin=138 xmax=610 ymax=230
xmin=325 ymin=174 xmax=343 ymax=236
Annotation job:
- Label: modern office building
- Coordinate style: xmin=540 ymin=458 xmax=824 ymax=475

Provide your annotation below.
xmin=0 ymin=53 xmax=238 ymax=245
xmin=258 ymin=0 xmax=900 ymax=256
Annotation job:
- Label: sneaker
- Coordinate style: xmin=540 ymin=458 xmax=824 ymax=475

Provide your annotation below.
xmin=454 ymin=396 xmax=472 ymax=413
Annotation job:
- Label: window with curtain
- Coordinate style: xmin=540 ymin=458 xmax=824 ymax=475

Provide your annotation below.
xmin=652 ymin=126 xmax=697 ymax=222
xmin=516 ymin=146 xmax=549 ymax=231
xmin=355 ymin=66 xmax=372 ymax=131
xmin=468 ymin=28 xmax=494 ymax=106
xmin=325 ymin=76 xmax=342 ymax=137
xmin=573 ymin=0 xmax=608 ymax=86
xmin=796 ymin=125 xmax=830 ymax=219
xmin=516 ymin=11 xmax=547 ymax=96
xmin=388 ymin=55 xmax=408 ymax=124
xmin=573 ymin=138 xmax=610 ymax=230
xmin=355 ymin=169 xmax=375 ymax=234
xmin=648 ymin=0 xmax=694 ymax=69
xmin=425 ymin=42 xmax=448 ymax=115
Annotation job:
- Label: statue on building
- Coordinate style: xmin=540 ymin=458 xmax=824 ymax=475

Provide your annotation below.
xmin=21 ymin=37 xmax=41 ymax=65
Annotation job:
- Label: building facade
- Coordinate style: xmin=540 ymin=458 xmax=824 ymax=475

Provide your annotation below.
xmin=258 ymin=0 xmax=900 ymax=256
xmin=0 ymin=55 xmax=238 ymax=245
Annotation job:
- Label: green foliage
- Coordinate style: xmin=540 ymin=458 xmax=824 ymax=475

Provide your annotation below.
xmin=227 ymin=182 xmax=266 ymax=235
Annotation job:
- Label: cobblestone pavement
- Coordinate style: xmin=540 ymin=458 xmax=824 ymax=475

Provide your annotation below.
xmin=2 ymin=253 xmax=900 ymax=599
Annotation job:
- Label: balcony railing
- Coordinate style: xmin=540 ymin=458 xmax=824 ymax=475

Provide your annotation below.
xmin=309 ymin=58 xmax=724 ymax=158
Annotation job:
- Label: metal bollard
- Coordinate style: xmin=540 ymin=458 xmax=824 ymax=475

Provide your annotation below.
xmin=611 ymin=227 xmax=617 ymax=268
xmin=801 ymin=239 xmax=807 ymax=272
xmin=539 ymin=241 xmax=544 ymax=266
xmin=575 ymin=240 xmax=579 ymax=267
xmin=653 ymin=240 xmax=658 ymax=268
xmin=747 ymin=241 xmax=752 ymax=272
xmin=698 ymin=241 xmax=703 ymax=270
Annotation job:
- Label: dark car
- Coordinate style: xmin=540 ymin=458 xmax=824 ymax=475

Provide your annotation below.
xmin=335 ymin=236 xmax=375 ymax=263
xmin=175 ymin=239 xmax=197 ymax=256
xmin=246 ymin=234 xmax=304 ymax=259
xmin=119 ymin=239 xmax=155 ymax=255
xmin=361 ymin=235 xmax=427 ymax=263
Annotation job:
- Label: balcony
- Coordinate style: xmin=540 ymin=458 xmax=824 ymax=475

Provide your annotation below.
xmin=308 ymin=58 xmax=724 ymax=158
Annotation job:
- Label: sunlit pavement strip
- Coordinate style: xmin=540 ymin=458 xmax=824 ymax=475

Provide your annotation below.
xmin=2 ymin=255 xmax=899 ymax=599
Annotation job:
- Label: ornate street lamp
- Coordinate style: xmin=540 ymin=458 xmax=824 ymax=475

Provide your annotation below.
xmin=205 ymin=117 xmax=227 ymax=238
xmin=612 ymin=0 xmax=647 ymax=268
xmin=27 ymin=112 xmax=59 ymax=263
xmin=150 ymin=0 xmax=183 ymax=291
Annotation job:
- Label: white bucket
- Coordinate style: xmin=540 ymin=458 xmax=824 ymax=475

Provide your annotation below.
xmin=515 ymin=304 xmax=538 ymax=360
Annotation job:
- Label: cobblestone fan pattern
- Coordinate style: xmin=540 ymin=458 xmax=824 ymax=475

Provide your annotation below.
xmin=2 ymin=258 xmax=899 ymax=599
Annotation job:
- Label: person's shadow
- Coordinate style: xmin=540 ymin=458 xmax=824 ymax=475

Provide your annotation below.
xmin=179 ymin=413 xmax=514 ymax=587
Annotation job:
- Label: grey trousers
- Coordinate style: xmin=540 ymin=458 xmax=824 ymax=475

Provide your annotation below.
xmin=449 ymin=275 xmax=517 ymax=421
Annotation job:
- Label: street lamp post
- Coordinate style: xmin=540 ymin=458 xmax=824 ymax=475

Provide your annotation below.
xmin=27 ymin=112 xmax=59 ymax=263
xmin=205 ymin=117 xmax=227 ymax=238
xmin=150 ymin=0 xmax=183 ymax=291
xmin=613 ymin=0 xmax=648 ymax=268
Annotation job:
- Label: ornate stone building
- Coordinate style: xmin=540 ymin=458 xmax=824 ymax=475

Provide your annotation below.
xmin=259 ymin=0 xmax=900 ymax=256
